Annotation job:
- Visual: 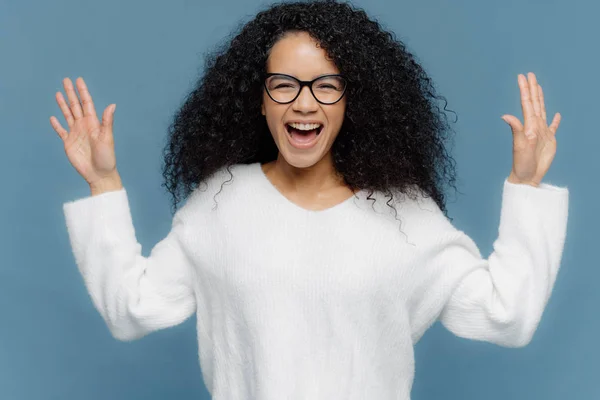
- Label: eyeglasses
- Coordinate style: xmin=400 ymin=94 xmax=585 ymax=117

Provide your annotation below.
xmin=264 ymin=73 xmax=347 ymax=105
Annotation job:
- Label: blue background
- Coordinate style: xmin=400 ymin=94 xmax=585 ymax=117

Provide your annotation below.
xmin=0 ymin=0 xmax=594 ymax=398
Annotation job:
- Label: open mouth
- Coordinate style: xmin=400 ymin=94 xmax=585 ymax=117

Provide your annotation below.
xmin=285 ymin=122 xmax=323 ymax=145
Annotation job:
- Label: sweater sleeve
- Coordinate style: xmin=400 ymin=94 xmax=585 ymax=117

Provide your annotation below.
xmin=436 ymin=180 xmax=569 ymax=347
xmin=63 ymin=188 xmax=196 ymax=341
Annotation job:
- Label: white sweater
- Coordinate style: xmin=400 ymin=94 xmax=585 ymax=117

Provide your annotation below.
xmin=63 ymin=162 xmax=568 ymax=400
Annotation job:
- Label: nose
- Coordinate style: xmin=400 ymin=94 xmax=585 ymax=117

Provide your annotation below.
xmin=291 ymin=86 xmax=319 ymax=113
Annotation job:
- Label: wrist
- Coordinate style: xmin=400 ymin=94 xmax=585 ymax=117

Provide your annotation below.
xmin=89 ymin=172 xmax=123 ymax=196
xmin=507 ymin=171 xmax=539 ymax=187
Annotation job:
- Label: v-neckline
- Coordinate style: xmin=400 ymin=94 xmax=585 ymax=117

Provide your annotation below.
xmin=253 ymin=163 xmax=360 ymax=214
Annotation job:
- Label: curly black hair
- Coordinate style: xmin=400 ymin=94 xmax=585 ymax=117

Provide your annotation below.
xmin=162 ymin=0 xmax=457 ymax=215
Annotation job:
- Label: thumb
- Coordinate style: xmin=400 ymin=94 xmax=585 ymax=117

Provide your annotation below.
xmin=501 ymin=114 xmax=523 ymax=134
xmin=100 ymin=104 xmax=116 ymax=140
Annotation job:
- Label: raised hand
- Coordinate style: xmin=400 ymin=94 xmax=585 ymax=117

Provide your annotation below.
xmin=50 ymin=77 xmax=122 ymax=193
xmin=501 ymin=72 xmax=561 ymax=187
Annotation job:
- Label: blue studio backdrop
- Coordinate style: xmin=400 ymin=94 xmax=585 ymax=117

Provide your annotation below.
xmin=0 ymin=0 xmax=595 ymax=399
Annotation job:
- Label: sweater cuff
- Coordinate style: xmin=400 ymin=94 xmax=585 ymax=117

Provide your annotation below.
xmin=500 ymin=179 xmax=569 ymax=232
xmin=503 ymin=179 xmax=568 ymax=201
xmin=63 ymin=188 xmax=136 ymax=247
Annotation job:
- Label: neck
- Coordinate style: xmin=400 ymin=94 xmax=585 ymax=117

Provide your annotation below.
xmin=266 ymin=153 xmax=347 ymax=194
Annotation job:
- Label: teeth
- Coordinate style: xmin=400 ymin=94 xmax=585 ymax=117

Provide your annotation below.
xmin=289 ymin=122 xmax=322 ymax=131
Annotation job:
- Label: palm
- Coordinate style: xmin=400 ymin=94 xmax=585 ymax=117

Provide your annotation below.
xmin=50 ymin=78 xmax=117 ymax=186
xmin=502 ymin=73 xmax=561 ymax=186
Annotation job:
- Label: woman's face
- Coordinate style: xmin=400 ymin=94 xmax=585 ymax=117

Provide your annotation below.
xmin=262 ymin=31 xmax=347 ymax=169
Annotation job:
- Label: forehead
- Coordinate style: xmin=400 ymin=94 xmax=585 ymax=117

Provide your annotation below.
xmin=266 ymin=31 xmax=340 ymax=80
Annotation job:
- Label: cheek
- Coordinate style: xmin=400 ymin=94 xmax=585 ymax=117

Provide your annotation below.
xmin=327 ymin=103 xmax=347 ymax=130
xmin=262 ymin=96 xmax=285 ymax=133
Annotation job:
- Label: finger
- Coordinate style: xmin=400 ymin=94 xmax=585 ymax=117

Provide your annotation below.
xmin=76 ymin=77 xmax=97 ymax=118
xmin=55 ymin=92 xmax=74 ymax=128
xmin=100 ymin=104 xmax=116 ymax=140
xmin=539 ymin=84 xmax=547 ymax=123
xmin=549 ymin=113 xmax=561 ymax=135
xmin=527 ymin=72 xmax=542 ymax=117
xmin=63 ymin=77 xmax=83 ymax=119
xmin=518 ymin=74 xmax=535 ymax=120
xmin=50 ymin=116 xmax=68 ymax=140
xmin=501 ymin=114 xmax=524 ymax=134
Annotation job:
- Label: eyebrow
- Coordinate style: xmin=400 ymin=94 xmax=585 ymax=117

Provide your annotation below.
xmin=266 ymin=72 xmax=341 ymax=79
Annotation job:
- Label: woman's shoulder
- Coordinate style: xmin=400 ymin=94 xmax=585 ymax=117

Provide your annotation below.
xmin=199 ymin=163 xmax=258 ymax=192
xmin=399 ymin=188 xmax=458 ymax=233
xmin=356 ymin=185 xmax=458 ymax=240
xmin=176 ymin=162 xmax=261 ymax=215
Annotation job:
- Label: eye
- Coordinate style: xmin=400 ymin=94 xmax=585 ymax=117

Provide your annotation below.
xmin=317 ymin=84 xmax=338 ymax=90
xmin=314 ymin=77 xmax=345 ymax=91
xmin=274 ymin=83 xmax=296 ymax=89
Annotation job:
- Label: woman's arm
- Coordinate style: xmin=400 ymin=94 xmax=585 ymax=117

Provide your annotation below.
xmin=438 ymin=180 xmax=568 ymax=347
xmin=438 ymin=72 xmax=568 ymax=346
xmin=63 ymin=188 xmax=197 ymax=341
xmin=51 ymin=77 xmax=197 ymax=341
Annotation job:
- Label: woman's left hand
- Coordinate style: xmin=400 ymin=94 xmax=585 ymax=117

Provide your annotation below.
xmin=502 ymin=72 xmax=561 ymax=187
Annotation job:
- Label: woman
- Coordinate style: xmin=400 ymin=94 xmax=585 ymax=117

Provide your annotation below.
xmin=51 ymin=1 xmax=568 ymax=399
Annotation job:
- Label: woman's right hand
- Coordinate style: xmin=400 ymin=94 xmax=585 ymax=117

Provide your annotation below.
xmin=50 ymin=77 xmax=122 ymax=193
